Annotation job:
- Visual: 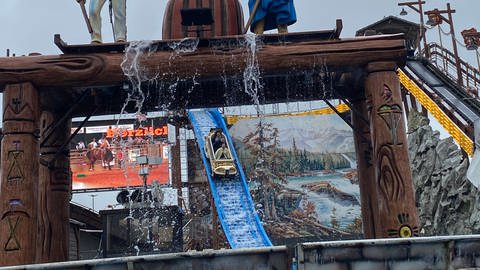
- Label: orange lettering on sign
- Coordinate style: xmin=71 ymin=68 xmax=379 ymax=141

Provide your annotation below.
xmin=105 ymin=126 xmax=168 ymax=138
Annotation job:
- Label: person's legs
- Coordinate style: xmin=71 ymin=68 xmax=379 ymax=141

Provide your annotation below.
xmin=89 ymin=0 xmax=107 ymax=43
xmin=277 ymin=24 xmax=288 ymax=34
xmin=254 ymin=19 xmax=265 ymax=34
xmin=112 ymin=0 xmax=127 ymax=42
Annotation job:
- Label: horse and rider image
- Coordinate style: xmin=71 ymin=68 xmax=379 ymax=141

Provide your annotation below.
xmin=86 ymin=147 xmax=114 ymax=171
xmin=85 ymin=137 xmax=114 ymax=171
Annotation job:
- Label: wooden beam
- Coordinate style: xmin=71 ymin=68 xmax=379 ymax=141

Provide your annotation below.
xmin=0 ymin=34 xmax=406 ymax=90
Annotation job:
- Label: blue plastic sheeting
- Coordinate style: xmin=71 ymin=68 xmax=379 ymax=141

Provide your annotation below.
xmin=187 ymin=108 xmax=272 ymax=248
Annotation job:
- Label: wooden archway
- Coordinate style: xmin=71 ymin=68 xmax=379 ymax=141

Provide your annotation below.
xmin=0 ymin=30 xmax=418 ymax=265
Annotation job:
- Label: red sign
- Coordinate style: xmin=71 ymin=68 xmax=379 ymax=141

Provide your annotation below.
xmin=106 ymin=126 xmax=168 ymax=138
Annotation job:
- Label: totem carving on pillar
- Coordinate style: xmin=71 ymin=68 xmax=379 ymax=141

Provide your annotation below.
xmin=0 ymin=82 xmax=39 ymax=266
xmin=351 ymin=99 xmax=377 ymax=238
xmin=364 ymin=62 xmax=419 ymax=238
xmin=37 ymin=110 xmax=71 ymax=263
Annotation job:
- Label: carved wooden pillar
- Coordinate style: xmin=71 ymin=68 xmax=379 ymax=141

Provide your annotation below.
xmin=364 ymin=61 xmax=419 ymax=238
xmin=37 ymin=110 xmax=71 ymax=262
xmin=0 ymin=82 xmax=39 ymax=266
xmin=351 ymin=99 xmax=377 ymax=238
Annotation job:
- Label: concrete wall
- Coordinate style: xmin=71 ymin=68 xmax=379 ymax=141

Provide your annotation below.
xmin=2 ymin=235 xmax=480 ymax=270
xmin=296 ymin=235 xmax=480 ymax=270
xmin=0 ymin=246 xmax=289 ymax=270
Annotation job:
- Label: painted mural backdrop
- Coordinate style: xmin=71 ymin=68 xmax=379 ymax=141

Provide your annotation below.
xmin=229 ymin=113 xmax=362 ymax=242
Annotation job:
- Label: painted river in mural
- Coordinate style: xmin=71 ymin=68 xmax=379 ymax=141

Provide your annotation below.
xmin=286 ymin=170 xmax=361 ymax=229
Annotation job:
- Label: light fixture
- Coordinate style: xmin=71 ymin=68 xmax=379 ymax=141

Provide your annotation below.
xmin=424 ymin=3 xmax=463 ymax=85
xmin=466 ymin=42 xmax=478 ymax=51
xmin=424 ymin=9 xmax=443 ymax=26
xmin=425 ymin=14 xmax=442 ymax=26
xmin=425 ymin=17 xmax=435 ymax=26
xmin=400 ymin=8 xmax=408 ymax=16
xmin=461 ymin=28 xmax=480 ymax=51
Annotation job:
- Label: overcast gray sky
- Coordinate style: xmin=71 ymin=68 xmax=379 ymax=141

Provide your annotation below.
xmin=1 ymin=0 xmax=479 ymax=65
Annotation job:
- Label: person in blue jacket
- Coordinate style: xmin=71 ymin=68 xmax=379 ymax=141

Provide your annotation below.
xmin=248 ymin=0 xmax=296 ymax=34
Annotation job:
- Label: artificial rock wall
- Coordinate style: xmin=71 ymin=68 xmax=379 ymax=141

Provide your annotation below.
xmin=407 ymin=111 xmax=480 ymax=235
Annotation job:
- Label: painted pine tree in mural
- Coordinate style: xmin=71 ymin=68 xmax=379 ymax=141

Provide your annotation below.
xmin=243 ymin=120 xmax=286 ymax=220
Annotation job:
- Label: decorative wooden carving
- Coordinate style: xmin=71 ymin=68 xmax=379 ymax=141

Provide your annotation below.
xmin=364 ymin=61 xmax=419 ymax=238
xmin=0 ymin=83 xmax=39 ymax=266
xmin=351 ymin=99 xmax=377 ymax=239
xmin=0 ymin=55 xmax=105 ymax=88
xmin=37 ymin=110 xmax=71 ymax=263
xmin=0 ymin=34 xmax=406 ymax=89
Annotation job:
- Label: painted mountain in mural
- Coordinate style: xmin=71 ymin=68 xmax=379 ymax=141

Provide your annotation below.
xmin=229 ymin=114 xmax=354 ymax=153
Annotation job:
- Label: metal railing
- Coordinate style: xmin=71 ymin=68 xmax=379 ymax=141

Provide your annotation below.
xmin=427 ymin=42 xmax=480 ymax=96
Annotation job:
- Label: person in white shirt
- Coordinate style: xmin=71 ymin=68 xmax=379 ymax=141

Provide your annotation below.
xmin=88 ymin=138 xmax=98 ymax=149
xmin=215 ymin=143 xmax=232 ymax=160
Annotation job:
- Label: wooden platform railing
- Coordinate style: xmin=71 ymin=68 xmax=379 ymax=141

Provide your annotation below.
xmin=427 ymin=42 xmax=480 ymax=96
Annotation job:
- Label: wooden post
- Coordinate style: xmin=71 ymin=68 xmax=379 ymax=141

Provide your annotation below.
xmin=0 ymin=82 xmax=39 ymax=266
xmin=351 ymin=99 xmax=377 ymax=238
xmin=171 ymin=125 xmax=183 ymax=208
xmin=37 ymin=110 xmax=71 ymax=262
xmin=364 ymin=62 xmax=419 ymax=238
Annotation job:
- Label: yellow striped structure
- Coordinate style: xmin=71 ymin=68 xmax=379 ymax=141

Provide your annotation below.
xmin=398 ymin=69 xmax=474 ymax=156
xmin=225 ymin=103 xmax=351 ymax=125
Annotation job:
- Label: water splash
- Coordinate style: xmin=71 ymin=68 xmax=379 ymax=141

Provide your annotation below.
xmin=120 ymin=40 xmax=159 ymax=119
xmin=134 ymin=245 xmax=140 ymax=256
xmin=119 ymin=41 xmax=162 ymax=254
xmin=318 ymin=60 xmax=333 ymax=100
xmin=117 ymin=40 xmax=161 ymax=195
xmin=168 ymin=38 xmax=199 ymax=53
xmin=243 ymin=34 xmax=264 ymax=116
xmin=116 ymin=39 xmax=198 ymax=255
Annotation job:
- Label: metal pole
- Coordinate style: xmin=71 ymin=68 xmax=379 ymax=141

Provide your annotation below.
xmin=476 ymin=49 xmax=480 ymax=74
xmin=438 ymin=26 xmax=448 ymax=71
xmin=417 ymin=0 xmax=429 ymax=57
xmin=90 ymin=194 xmax=98 ymax=210
xmin=76 ymin=0 xmax=93 ymax=34
xmin=398 ymin=1 xmax=428 ymax=56
xmin=446 ymin=3 xmax=462 ymax=85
